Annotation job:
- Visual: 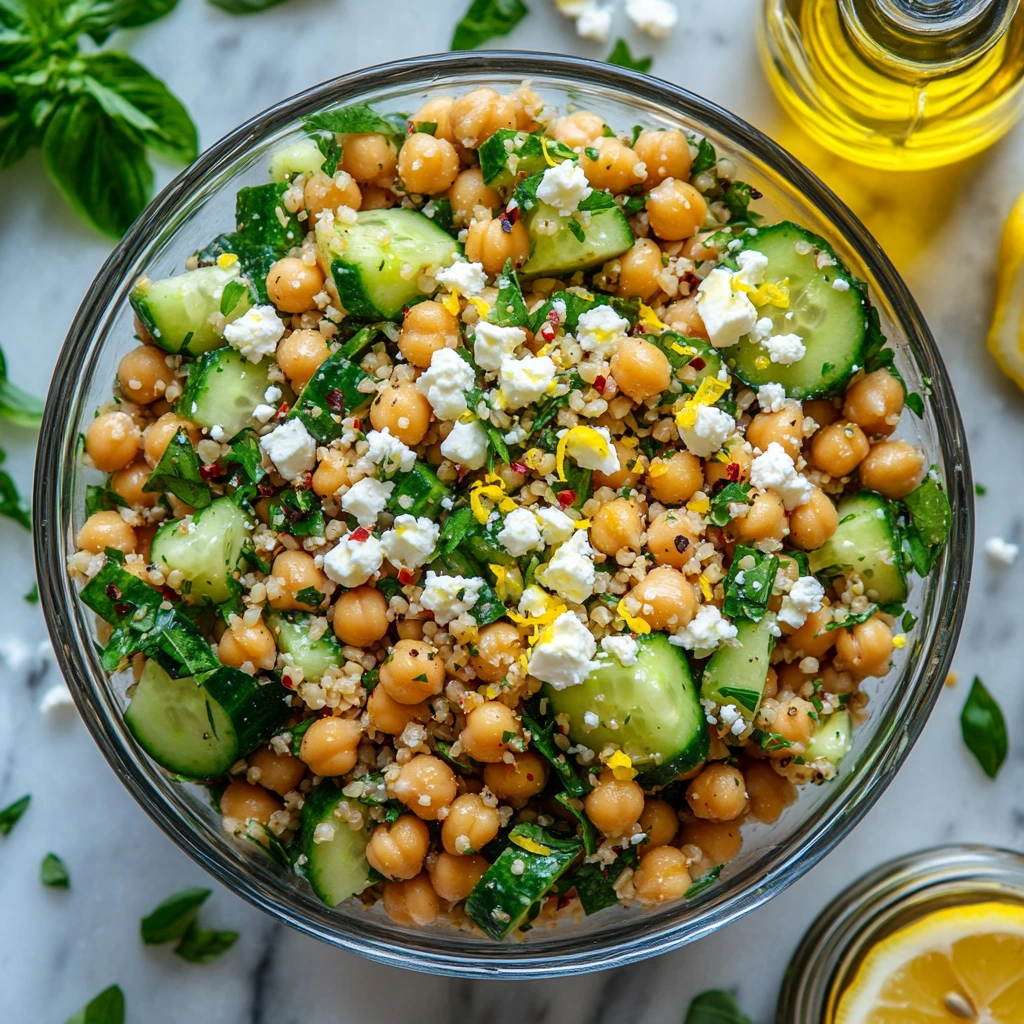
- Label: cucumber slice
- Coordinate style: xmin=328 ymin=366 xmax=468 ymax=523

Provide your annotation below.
xmin=265 ymin=610 xmax=342 ymax=683
xmin=235 ymin=183 xmax=304 ymax=253
xmin=316 ymin=208 xmax=460 ymax=321
xmin=150 ymin=497 xmax=253 ymax=605
xmin=386 ymin=463 xmax=451 ymax=520
xmin=545 ymin=633 xmax=708 ymax=787
xmin=125 ymin=659 xmax=290 ymax=780
xmin=808 ymin=491 xmax=908 ymax=605
xmin=177 ymin=348 xmax=274 ymax=438
xmin=477 ymin=129 xmax=576 ymax=193
xmin=804 ymin=710 xmax=853 ymax=766
xmin=701 ymin=615 xmax=777 ymax=720
xmin=269 ymin=138 xmax=325 ymax=183
xmin=130 ymin=265 xmax=252 ymax=355
xmin=297 ymin=785 xmax=373 ymax=907
xmin=521 ymin=194 xmax=634 ymax=279
xmin=724 ymin=222 xmax=868 ymax=399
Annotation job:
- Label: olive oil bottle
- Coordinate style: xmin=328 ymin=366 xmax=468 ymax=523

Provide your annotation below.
xmin=761 ymin=0 xmax=1024 ymax=169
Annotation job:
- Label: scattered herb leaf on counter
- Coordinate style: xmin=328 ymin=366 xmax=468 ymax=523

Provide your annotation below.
xmin=174 ymin=925 xmax=239 ymax=964
xmin=0 ymin=347 xmax=44 ymax=428
xmin=209 ymin=0 xmax=294 ymax=12
xmin=41 ymin=852 xmax=71 ymax=889
xmin=607 ymin=38 xmax=653 ymax=73
xmin=24 ymin=581 xmax=38 ymax=604
xmin=0 ymin=446 xmax=31 ymax=530
xmin=140 ymin=887 xmax=212 ymax=944
xmin=63 ymin=983 xmax=125 ymax=1024
xmin=975 ymin=482 xmax=987 ymax=496
xmin=450 ymin=0 xmax=529 ymax=51
xmin=0 ymin=793 xmax=30 ymax=835
xmin=960 ymin=677 xmax=1008 ymax=779
xmin=684 ymin=990 xmax=752 ymax=1024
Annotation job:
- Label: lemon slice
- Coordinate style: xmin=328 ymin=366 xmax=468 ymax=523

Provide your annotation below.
xmin=835 ymin=901 xmax=1024 ymax=1023
xmin=988 ymin=191 xmax=1024 ymax=389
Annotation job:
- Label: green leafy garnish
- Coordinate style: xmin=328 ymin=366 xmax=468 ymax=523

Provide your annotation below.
xmin=567 ymin=217 xmax=586 ymax=243
xmin=553 ymin=792 xmax=597 ymax=855
xmin=690 ymin=138 xmax=717 ymax=178
xmin=221 ymin=428 xmax=267 ymax=508
xmin=209 ymin=0 xmax=293 ymax=12
xmin=684 ymin=864 xmax=723 ymax=898
xmin=722 ymin=545 xmax=778 ymax=622
xmin=0 ymin=347 xmax=44 ymax=428
xmin=0 ymin=793 xmax=30 ymax=835
xmin=450 ymin=0 xmax=529 ymax=51
xmin=825 ymin=605 xmax=879 ymax=631
xmin=85 ymin=485 xmax=129 ymax=517
xmin=607 ymin=38 xmax=653 ymax=73
xmin=960 ymin=676 xmax=1007 ymax=779
xmin=975 ymin=482 xmax=987 ymax=496
xmin=289 ymin=717 xmax=316 ymax=757
xmin=173 ymin=925 xmax=239 ymax=963
xmin=569 ymin=846 xmax=638 ymax=915
xmin=901 ymin=610 xmax=918 ymax=632
xmin=219 ymin=278 xmax=250 ymax=316
xmin=142 ymin=428 xmax=212 ymax=508
xmin=708 ymin=482 xmax=753 ymax=528
xmin=904 ymin=391 xmax=925 ymax=417
xmin=303 ymin=103 xmax=400 ymax=139
xmin=488 ymin=259 xmax=529 ymax=329
xmin=63 ymin=984 xmax=125 ymax=1024
xmin=684 ymin=990 xmax=752 ymax=1024
xmin=24 ymin=581 xmax=38 ymax=604
xmin=521 ymin=697 xmax=591 ymax=798
xmin=0 ymin=444 xmax=31 ymax=530
xmin=269 ymin=488 xmax=325 ymax=538
xmin=41 ymin=852 xmax=70 ymax=888
xmin=900 ymin=472 xmax=951 ymax=576
xmin=141 ymin=887 xmax=212 ymax=944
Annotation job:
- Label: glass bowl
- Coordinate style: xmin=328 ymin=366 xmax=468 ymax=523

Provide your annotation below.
xmin=34 ymin=51 xmax=973 ymax=979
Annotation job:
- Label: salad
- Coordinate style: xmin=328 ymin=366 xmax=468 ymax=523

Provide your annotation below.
xmin=71 ymin=84 xmax=950 ymax=939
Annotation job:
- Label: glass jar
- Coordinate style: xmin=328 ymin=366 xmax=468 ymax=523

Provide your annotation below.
xmin=776 ymin=844 xmax=1024 ymax=1022
xmin=761 ymin=0 xmax=1024 ymax=169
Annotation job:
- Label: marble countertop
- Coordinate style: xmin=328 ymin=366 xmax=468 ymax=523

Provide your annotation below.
xmin=2 ymin=1 xmax=1021 ymax=1019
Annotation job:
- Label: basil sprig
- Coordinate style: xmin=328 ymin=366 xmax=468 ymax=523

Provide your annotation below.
xmin=1 ymin=1 xmax=197 ymax=237
xmin=209 ymin=0 xmax=292 ymax=11
xmin=450 ymin=0 xmax=528 ymax=50
xmin=607 ymin=38 xmax=653 ymax=73
xmin=63 ymin=984 xmax=125 ymax=1024
xmin=0 ymin=793 xmax=30 ymax=835
xmin=960 ymin=676 xmax=1008 ymax=779
xmin=684 ymin=990 xmax=752 ymax=1024
xmin=41 ymin=852 xmax=70 ymax=888
xmin=141 ymin=886 xmax=238 ymax=963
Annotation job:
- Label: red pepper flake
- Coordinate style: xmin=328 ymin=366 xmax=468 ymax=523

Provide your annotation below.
xmin=498 ymin=212 xmax=513 ymax=234
xmin=282 ymin=673 xmax=295 ymax=690
xmin=456 ymin=464 xmax=468 ymax=484
xmin=594 ymin=375 xmax=606 ymax=394
xmin=325 ymin=388 xmax=345 ymax=414
xmin=104 ymin=584 xmax=122 ymax=601
xmin=113 ymin=603 xmax=130 ymax=618
xmin=421 ymin=609 xmax=435 ymax=621
xmin=296 ymin=470 xmax=313 ymax=491
xmin=539 ymin=323 xmax=557 ymax=342
xmin=257 ymin=480 xmax=276 ymax=498
xmin=690 ymin=356 xmax=706 ymax=371
xmin=160 ymin=586 xmax=177 ymax=602
xmin=547 ymin=308 xmax=561 ymax=326
xmin=275 ymin=401 xmax=289 ymax=421
xmin=350 ymin=526 xmax=370 ymax=543
xmin=510 ymin=461 xmax=527 ymax=475
xmin=397 ymin=568 xmax=416 ymax=586
xmin=726 ymin=462 xmax=740 ymax=482
xmin=504 ymin=203 xmax=520 ymax=225
xmin=557 ymin=489 xmax=576 ymax=508
xmin=199 ymin=462 xmax=221 ymax=482
xmin=352 ymin=418 xmax=360 ymax=431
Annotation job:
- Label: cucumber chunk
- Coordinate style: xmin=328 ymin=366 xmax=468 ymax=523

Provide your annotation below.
xmin=235 ymin=183 xmax=304 ymax=253
xmin=545 ymin=633 xmax=708 ymax=787
xmin=477 ymin=129 xmax=576 ymax=192
xmin=701 ymin=615 xmax=777 ymax=720
xmin=265 ymin=610 xmax=342 ymax=683
xmin=269 ymin=138 xmax=325 ymax=183
xmin=150 ymin=497 xmax=253 ymax=605
xmin=130 ymin=265 xmax=252 ymax=355
xmin=808 ymin=491 xmax=908 ymax=605
xmin=297 ymin=785 xmax=373 ymax=907
xmin=386 ymin=463 xmax=451 ymax=519
xmin=125 ymin=660 xmax=290 ymax=780
xmin=315 ymin=208 xmax=460 ymax=321
xmin=804 ymin=710 xmax=853 ymax=767
xmin=725 ymin=222 xmax=868 ymax=399
xmin=177 ymin=348 xmax=273 ymax=438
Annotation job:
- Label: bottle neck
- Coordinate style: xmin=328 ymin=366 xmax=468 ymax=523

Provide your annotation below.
xmin=839 ymin=0 xmax=1020 ymax=73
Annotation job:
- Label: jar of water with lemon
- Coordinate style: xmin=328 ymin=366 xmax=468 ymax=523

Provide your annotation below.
xmin=761 ymin=0 xmax=1024 ymax=169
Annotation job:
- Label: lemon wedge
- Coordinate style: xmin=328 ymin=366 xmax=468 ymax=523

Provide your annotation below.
xmin=835 ymin=901 xmax=1024 ymax=1024
xmin=988 ymin=191 xmax=1024 ymax=389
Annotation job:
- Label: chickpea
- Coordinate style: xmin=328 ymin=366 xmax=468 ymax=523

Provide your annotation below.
xmin=143 ymin=413 xmax=198 ymax=467
xmin=483 ymin=751 xmax=549 ymax=807
xmin=276 ymin=329 xmax=329 ymax=390
xmin=615 ymin=237 xmax=664 ymax=301
xmin=360 ymin=184 xmax=396 ymax=210
xmin=398 ymin=132 xmax=460 ymax=195
xmin=858 ymin=440 xmax=926 ymax=499
xmin=333 ymin=585 xmax=389 ymax=647
xmin=662 ymin=295 xmax=709 ymax=340
xmin=646 ymin=509 xmax=700 ymax=569
xmin=509 ymin=86 xmax=544 ymax=131
xmin=218 ymin=618 xmax=277 ymax=671
xmin=369 ymin=379 xmax=433 ymax=446
xmin=729 ymin=490 xmax=787 ymax=544
xmin=632 ymin=846 xmax=693 ymax=903
xmin=429 ymin=852 xmax=489 ymax=903
xmin=633 ymin=129 xmax=692 ymax=189
xmin=611 ymin=337 xmax=672 ymax=403
xmin=396 ymin=618 xmax=425 ymax=641
xmin=591 ymin=442 xmax=640 ymax=490
xmin=743 ymin=760 xmax=796 ymax=824
xmin=783 ymin=605 xmax=836 ymax=659
xmin=835 ymin=617 xmax=894 ymax=677
xmin=469 ymin=623 xmax=523 ymax=684
xmin=449 ymin=88 xmax=517 ymax=148
xmin=748 ymin=407 xmax=802 ymax=461
xmin=590 ymin=498 xmax=643 ymax=557
xmin=583 ymin=768 xmax=644 ymax=837
xmin=551 ymin=111 xmax=606 ymax=150
xmin=646 ymin=179 xmax=708 ymax=241
xmin=367 ymin=684 xmax=430 ymax=735
xmin=460 ymin=701 xmax=520 ymax=763
xmin=248 ymin=745 xmax=306 ymax=796
xmin=269 ymin=550 xmax=325 ymax=611
xmin=398 ymin=301 xmax=460 ymax=369
xmin=686 ymin=763 xmax=748 ymax=822
xmin=844 ymin=369 xmax=904 ymax=436
xmin=412 ymin=96 xmax=456 ymax=145
xmin=77 ymin=511 xmax=136 ymax=555
xmin=464 ymin=217 xmax=530 ymax=276
xmin=366 ymin=814 xmax=430 ymax=880
xmin=110 ymin=460 xmax=157 ymax=508
xmin=383 ymin=873 xmax=439 ymax=927
xmin=788 ymin=487 xmax=839 ymax=551
xmin=86 ymin=411 xmax=141 ymax=472
xmin=441 ymin=792 xmax=501 ymax=855
xmin=448 ymin=168 xmax=500 ymax=227
xmin=580 ymin=137 xmax=646 ymax=193
xmin=380 ymin=638 xmax=445 ymax=704
xmin=811 ymin=421 xmax=870 ymax=478
xmin=299 ymin=717 xmax=362 ymax=777
xmin=804 ymin=398 xmax=840 ymax=430
xmin=638 ymin=798 xmax=678 ymax=852
xmin=705 ymin=444 xmax=752 ymax=487
xmin=312 ymin=449 xmax=350 ymax=497
xmin=678 ymin=819 xmax=743 ymax=872
xmin=773 ymin=660 xmax=807 ymax=696
xmin=303 ymin=170 xmax=362 ymax=218
xmin=757 ymin=697 xmax=816 ymax=756
xmin=393 ymin=754 xmax=457 ymax=820
xmin=266 ymin=257 xmax=324 ymax=315
xmin=117 ymin=345 xmax=173 ymax=405
xmin=220 ymin=779 xmax=282 ymax=824
xmin=340 ymin=133 xmax=397 ymax=185
xmin=821 ymin=664 xmax=856 ymax=695
xmin=627 ymin=566 xmax=699 ymax=632
xmin=645 ymin=451 xmax=703 ymax=504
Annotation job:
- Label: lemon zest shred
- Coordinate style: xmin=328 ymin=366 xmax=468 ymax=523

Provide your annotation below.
xmin=670 ymin=342 xmax=697 ymax=358
xmin=630 ymin=458 xmax=645 ymax=473
xmin=573 ymin=518 xmax=591 ymax=530
xmin=755 ymin=355 xmax=770 ymax=371
xmin=713 ymin=448 xmax=734 ymax=464
xmin=499 ymin=497 xmax=518 ymax=513
xmin=698 ymin=574 xmax=713 ymax=601
xmin=603 ymin=750 xmax=637 ymax=781
xmin=555 ymin=425 xmax=612 ymax=482
xmin=511 ymin=833 xmax=552 ymax=856
xmin=470 ymin=477 xmax=508 ymax=524
xmin=216 ymin=252 xmax=238 ymax=269
xmin=535 ymin=343 xmax=553 ymax=358
xmin=468 ymin=297 xmax=491 ymax=317
xmin=648 ymin=459 xmax=669 ymax=478
xmin=638 ymin=302 xmax=668 ymax=333
xmin=750 ymin=279 xmax=790 ymax=308
xmin=620 ymin=435 xmax=639 ymax=449
xmin=892 ymin=634 xmax=907 ymax=649
xmin=616 ymin=599 xmax=651 ymax=635
xmin=687 ymin=495 xmax=711 ymax=514
xmin=489 ymin=564 xmax=509 ymax=602
xmin=441 ymin=291 xmax=461 ymax=316
xmin=674 ymin=376 xmax=732 ymax=430
xmin=523 ymin=447 xmax=545 ymax=471
xmin=540 ymin=136 xmax=557 ymax=168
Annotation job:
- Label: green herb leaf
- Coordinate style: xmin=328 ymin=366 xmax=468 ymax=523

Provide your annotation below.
xmin=566 ymin=216 xmax=586 ymax=243
xmin=488 ymin=258 xmax=529 ymax=329
xmin=521 ymin=697 xmax=591 ymax=798
xmin=960 ymin=676 xmax=1007 ymax=779
xmin=0 ymin=346 xmax=44 ymax=427
xmin=174 ymin=923 xmax=238 ymax=963
xmin=975 ymin=482 xmax=987 ymax=496
xmin=901 ymin=610 xmax=918 ymax=632
xmin=568 ymin=846 xmax=638 ymax=915
xmin=904 ymin=391 xmax=924 ymax=417
xmin=288 ymin=717 xmax=315 ymax=757
xmin=900 ymin=472 xmax=951 ymax=576
xmin=553 ymin=791 xmax=597 ymax=855
xmin=0 ymin=793 xmax=30 ymax=835
xmin=269 ymin=488 xmax=325 ymax=538
xmin=684 ymin=989 xmax=752 ymax=1024
xmin=690 ymin=137 xmax=717 ymax=178
xmin=414 ymin=121 xmax=438 ymax=135
xmin=482 ymin=419 xmax=511 ymax=473
xmin=209 ymin=0 xmax=292 ymax=12
xmin=0 ymin=443 xmax=30 ymax=529
xmin=825 ymin=605 xmax=878 ymax=631
xmin=140 ymin=887 xmax=211 ymax=944
xmin=607 ymin=38 xmax=653 ymax=73
xmin=450 ymin=0 xmax=529 ymax=50
xmin=41 ymin=852 xmax=70 ymax=888
xmin=24 ymin=581 xmax=38 ymax=603
xmin=118 ymin=1 xmax=183 ymax=28
xmin=708 ymin=482 xmax=752 ymax=528
xmin=719 ymin=180 xmax=762 ymax=227
xmin=722 ymin=545 xmax=778 ymax=622
xmin=63 ymin=984 xmax=125 ymax=1024
xmin=221 ymin=427 xmax=266 ymax=507
xmin=684 ymin=864 xmax=723 ymax=898
xmin=219 ymin=278 xmax=249 ymax=316
xmin=142 ymin=427 xmax=211 ymax=508
xmin=304 ymin=103 xmax=401 ymax=139
xmin=294 ymin=585 xmax=323 ymax=608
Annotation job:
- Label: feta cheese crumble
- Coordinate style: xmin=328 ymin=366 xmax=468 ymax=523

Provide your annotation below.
xmin=39 ymin=683 xmax=74 ymax=715
xmin=381 ymin=515 xmax=439 ymax=571
xmin=363 ymin=428 xmax=416 ymax=475
xmin=575 ymin=2 xmax=612 ymax=40
xmin=679 ymin=404 xmax=735 ymax=458
xmin=575 ymin=305 xmax=630 ymax=359
xmin=777 ymin=576 xmax=825 ymax=629
xmin=435 ymin=259 xmax=488 ymax=297
xmin=718 ymin=703 xmax=747 ymax=736
xmin=985 ymin=536 xmax=1019 ymax=567
xmin=756 ymin=382 xmax=788 ymax=414
xmin=323 ymin=532 xmax=384 ymax=588
xmin=420 ymin=572 xmax=482 ymax=624
xmin=416 ymin=348 xmax=476 ymax=419
xmin=561 ymin=424 xmax=621 ymax=474
xmin=625 ymin=0 xmax=678 ymax=38
xmin=761 ymin=332 xmax=806 ymax=365
xmin=498 ymin=354 xmax=557 ymax=409
xmin=259 ymin=419 xmax=316 ymax=483
xmin=527 ymin=611 xmax=599 ymax=690
xmin=440 ymin=418 xmax=488 ymax=470
xmin=669 ymin=604 xmax=738 ymax=655
xmin=600 ymin=634 xmax=639 ymax=666
xmin=474 ymin=320 xmax=527 ymax=371
xmin=750 ymin=441 xmax=812 ymax=510
xmin=695 ymin=268 xmax=758 ymax=348
xmin=498 ymin=507 xmax=544 ymax=557
xmin=734 ymin=249 xmax=768 ymax=288
xmin=222 ymin=305 xmax=285 ymax=362
xmin=537 ymin=530 xmax=596 ymax=604
xmin=341 ymin=477 xmax=394 ymax=527
xmin=536 ymin=505 xmax=575 ymax=547
xmin=518 ymin=585 xmax=551 ymax=618
xmin=536 ymin=160 xmax=593 ymax=216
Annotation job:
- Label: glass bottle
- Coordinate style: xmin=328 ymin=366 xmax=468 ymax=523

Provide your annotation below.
xmin=760 ymin=0 xmax=1024 ymax=169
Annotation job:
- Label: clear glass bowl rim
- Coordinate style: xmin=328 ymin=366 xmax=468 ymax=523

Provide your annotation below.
xmin=34 ymin=51 xmax=974 ymax=979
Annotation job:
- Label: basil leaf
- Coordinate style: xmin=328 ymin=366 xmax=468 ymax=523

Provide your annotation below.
xmin=825 ymin=605 xmax=879 ymax=631
xmin=174 ymin=923 xmax=238 ymax=964
xmin=140 ymin=887 xmax=211 ymax=944
xmin=42 ymin=97 xmax=153 ymax=239
xmin=488 ymin=258 xmax=529 ymax=329
xmin=720 ymin=180 xmax=762 ymax=227
xmin=0 ymin=104 xmax=39 ymax=169
xmin=690 ymin=137 xmax=717 ymax=178
xmin=269 ymin=487 xmax=325 ymax=538
xmin=905 ymin=391 xmax=924 ymax=417
xmin=86 ymin=485 xmax=128 ymax=517
xmin=142 ymin=427 xmax=212 ymax=508
xmin=450 ymin=0 xmax=528 ymax=51
xmin=0 ymin=344 xmax=43 ymax=426
xmin=960 ymin=676 xmax=1007 ymax=780
xmin=722 ymin=545 xmax=777 ymax=623
xmin=0 ymin=793 xmax=30 ymax=835
xmin=553 ymin=791 xmax=597 ymax=855
xmin=41 ymin=852 xmax=70 ymax=888
xmin=304 ymin=103 xmax=400 ymax=138
xmin=521 ymin=697 xmax=591 ymax=798
xmin=708 ymin=482 xmax=752 ymax=528
xmin=219 ymin=278 xmax=249 ymax=316
xmin=209 ymin=0 xmax=291 ymax=11
xmin=684 ymin=990 xmax=752 ymax=1024
xmin=289 ymin=717 xmax=316 ymax=757
xmin=0 ymin=444 xmax=30 ymax=529
xmin=63 ymin=984 xmax=125 ymax=1024
xmin=607 ymin=38 xmax=653 ymax=73
xmin=903 ymin=473 xmax=951 ymax=550
xmin=117 ymin=1 xmax=182 ymax=28
xmin=684 ymin=863 xmax=722 ymax=898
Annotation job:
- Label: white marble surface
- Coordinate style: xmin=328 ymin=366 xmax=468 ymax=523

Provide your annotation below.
xmin=2 ymin=0 xmax=1022 ymax=1019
